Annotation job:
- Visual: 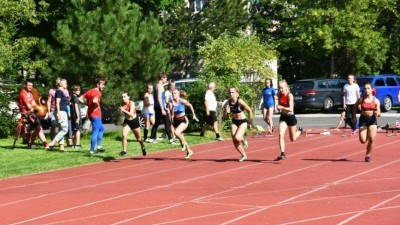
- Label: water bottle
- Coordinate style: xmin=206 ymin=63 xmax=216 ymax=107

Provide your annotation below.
xmin=396 ymin=116 xmax=400 ymax=128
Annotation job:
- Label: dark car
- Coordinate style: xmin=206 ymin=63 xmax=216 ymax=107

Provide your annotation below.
xmin=290 ymin=78 xmax=347 ymax=112
xmin=356 ymin=74 xmax=400 ymax=112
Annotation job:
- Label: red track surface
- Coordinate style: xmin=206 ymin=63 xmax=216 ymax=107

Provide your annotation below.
xmin=1 ymin=131 xmax=399 ymax=225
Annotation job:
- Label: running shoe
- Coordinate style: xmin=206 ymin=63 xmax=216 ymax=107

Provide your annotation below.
xmin=144 ymin=138 xmax=151 ymax=143
xmin=141 ymin=146 xmax=147 ymax=156
xmin=216 ymin=137 xmax=224 ymax=141
xmin=119 ymin=151 xmax=127 ymax=157
xmin=365 ymin=155 xmax=371 ymax=162
xmin=275 ymin=152 xmax=286 ymax=161
xmin=96 ymin=147 xmax=106 ymax=153
xmin=185 ymin=150 xmax=193 ymax=159
xmin=298 ymin=127 xmax=303 ymax=135
xmin=239 ymin=155 xmax=247 ymax=162
xmin=45 ymin=145 xmax=55 ymax=151
xmin=243 ymin=138 xmax=249 ymax=148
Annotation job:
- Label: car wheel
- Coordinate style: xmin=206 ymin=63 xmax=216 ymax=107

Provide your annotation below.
xmin=382 ymin=96 xmax=392 ymax=112
xmin=323 ymin=97 xmax=334 ymax=112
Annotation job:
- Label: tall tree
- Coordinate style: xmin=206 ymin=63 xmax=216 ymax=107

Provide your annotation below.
xmin=251 ymin=0 xmax=397 ymax=81
xmin=40 ymin=0 xmax=170 ymax=102
xmin=160 ymin=0 xmax=249 ymax=78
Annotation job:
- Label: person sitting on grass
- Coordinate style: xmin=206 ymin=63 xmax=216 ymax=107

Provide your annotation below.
xmin=119 ymin=91 xmax=146 ymax=157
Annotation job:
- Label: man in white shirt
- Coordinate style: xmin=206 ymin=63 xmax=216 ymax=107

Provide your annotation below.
xmin=342 ymin=75 xmax=360 ymax=133
xmin=200 ymin=82 xmax=222 ymax=141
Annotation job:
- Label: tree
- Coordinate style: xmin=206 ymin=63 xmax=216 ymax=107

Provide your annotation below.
xmin=250 ymin=0 xmax=397 ymax=80
xmin=160 ymin=0 xmax=250 ymax=78
xmin=186 ymin=33 xmax=276 ymax=130
xmin=40 ymin=0 xmax=170 ymax=103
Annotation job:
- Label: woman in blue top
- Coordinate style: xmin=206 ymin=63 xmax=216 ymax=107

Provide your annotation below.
xmin=260 ymin=79 xmax=277 ymax=135
xmin=171 ymin=89 xmax=198 ymax=159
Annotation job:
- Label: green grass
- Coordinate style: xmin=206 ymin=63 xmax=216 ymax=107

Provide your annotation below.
xmin=0 ymin=129 xmax=222 ymax=179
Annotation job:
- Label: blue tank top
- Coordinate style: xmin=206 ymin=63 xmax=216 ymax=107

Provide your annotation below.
xmin=262 ymin=87 xmax=276 ymax=108
xmin=174 ymin=99 xmax=185 ymax=115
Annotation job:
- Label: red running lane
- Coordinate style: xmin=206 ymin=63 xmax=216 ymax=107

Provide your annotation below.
xmin=0 ymin=132 xmax=399 ymax=225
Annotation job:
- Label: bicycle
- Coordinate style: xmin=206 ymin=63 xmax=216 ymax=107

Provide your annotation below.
xmin=12 ymin=109 xmax=32 ymax=150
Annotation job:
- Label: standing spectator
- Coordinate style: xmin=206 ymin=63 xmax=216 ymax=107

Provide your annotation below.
xmin=18 ymin=80 xmax=49 ymax=149
xmin=164 ymin=80 xmax=176 ymax=140
xmin=149 ymin=73 xmax=176 ymax=144
xmin=171 ymin=89 xmax=198 ymax=159
xmin=224 ymin=87 xmax=254 ymax=162
xmin=47 ymin=77 xmax=61 ymax=140
xmin=342 ymin=74 xmax=360 ymax=134
xmin=66 ymin=96 xmax=74 ymax=147
xmin=79 ymin=78 xmax=106 ymax=154
xmin=275 ymin=80 xmax=303 ymax=161
xmin=354 ymin=83 xmax=381 ymax=162
xmin=259 ymin=78 xmax=277 ymax=135
xmin=200 ymin=82 xmax=223 ymax=141
xmin=46 ymin=79 xmax=69 ymax=151
xmin=119 ymin=91 xmax=146 ymax=157
xmin=70 ymin=85 xmax=82 ymax=148
xmin=143 ymin=83 xmax=155 ymax=142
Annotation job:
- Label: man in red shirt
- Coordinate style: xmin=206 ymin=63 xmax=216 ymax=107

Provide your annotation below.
xmin=18 ymin=80 xmax=48 ymax=149
xmin=79 ymin=78 xmax=106 ymax=154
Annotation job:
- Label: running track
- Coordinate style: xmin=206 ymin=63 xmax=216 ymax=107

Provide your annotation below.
xmin=1 ymin=131 xmax=399 ymax=225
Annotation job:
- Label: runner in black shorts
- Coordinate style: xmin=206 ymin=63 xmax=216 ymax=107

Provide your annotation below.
xmin=275 ymin=80 xmax=303 ymax=161
xmin=353 ymin=83 xmax=381 ymax=162
xmin=119 ymin=91 xmax=146 ymax=157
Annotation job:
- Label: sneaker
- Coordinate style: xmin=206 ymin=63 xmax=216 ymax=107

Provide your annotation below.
xmin=74 ymin=145 xmax=82 ymax=149
xmin=216 ymin=137 xmax=224 ymax=141
xmin=145 ymin=138 xmax=151 ymax=143
xmin=239 ymin=155 xmax=247 ymax=162
xmin=29 ymin=144 xmax=36 ymax=149
xmin=156 ymin=137 xmax=164 ymax=141
xmin=119 ymin=151 xmax=127 ymax=157
xmin=185 ymin=150 xmax=193 ymax=159
xmin=45 ymin=145 xmax=55 ymax=151
xmin=181 ymin=144 xmax=186 ymax=151
xmin=275 ymin=152 xmax=286 ymax=161
xmin=298 ymin=127 xmax=303 ymax=135
xmin=169 ymin=140 xmax=178 ymax=145
xmin=243 ymin=138 xmax=248 ymax=148
xmin=141 ymin=146 xmax=147 ymax=156
xmin=149 ymin=138 xmax=158 ymax=143
xmin=67 ymin=145 xmax=74 ymax=148
xmin=89 ymin=150 xmax=95 ymax=155
xmin=365 ymin=155 xmax=371 ymax=162
xmin=96 ymin=147 xmax=106 ymax=153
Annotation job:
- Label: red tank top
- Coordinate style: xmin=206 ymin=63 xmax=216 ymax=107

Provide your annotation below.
xmin=123 ymin=101 xmax=136 ymax=114
xmin=278 ymin=93 xmax=290 ymax=107
xmin=361 ymin=98 xmax=377 ymax=111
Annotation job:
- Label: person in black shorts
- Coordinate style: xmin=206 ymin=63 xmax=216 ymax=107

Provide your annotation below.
xmin=119 ymin=91 xmax=146 ymax=157
xmin=275 ymin=80 xmax=303 ymax=161
xmin=224 ymin=87 xmax=254 ymax=162
xmin=353 ymin=83 xmax=381 ymax=162
xmin=70 ymin=85 xmax=82 ymax=148
xmin=200 ymin=82 xmax=223 ymax=140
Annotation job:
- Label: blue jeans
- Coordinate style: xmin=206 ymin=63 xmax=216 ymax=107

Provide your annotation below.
xmin=89 ymin=117 xmax=104 ymax=151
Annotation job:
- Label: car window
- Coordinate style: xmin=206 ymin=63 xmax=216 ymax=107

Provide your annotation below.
xmin=386 ymin=77 xmax=397 ymax=86
xmin=318 ymin=81 xmax=328 ymax=88
xmin=291 ymin=81 xmax=314 ymax=90
xmin=175 ymin=83 xmax=184 ymax=90
xmin=356 ymin=78 xmax=373 ymax=87
xmin=327 ymin=80 xmax=340 ymax=88
xmin=375 ymin=78 xmax=385 ymax=87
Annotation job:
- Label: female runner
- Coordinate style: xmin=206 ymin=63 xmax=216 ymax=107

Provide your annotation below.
xmin=225 ymin=87 xmax=254 ymax=162
xmin=119 ymin=91 xmax=146 ymax=157
xmin=353 ymin=83 xmax=381 ymax=162
xmin=276 ymin=80 xmax=302 ymax=160
xmin=171 ymin=89 xmax=198 ymax=159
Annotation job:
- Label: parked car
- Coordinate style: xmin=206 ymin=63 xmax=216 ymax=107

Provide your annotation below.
xmin=355 ymin=74 xmax=400 ymax=112
xmin=290 ymin=78 xmax=347 ymax=112
xmin=164 ymin=78 xmax=199 ymax=90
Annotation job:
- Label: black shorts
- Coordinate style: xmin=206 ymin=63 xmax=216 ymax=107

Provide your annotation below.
xmin=279 ymin=113 xmax=297 ymax=126
xmin=123 ymin=117 xmax=140 ymax=130
xmin=173 ymin=116 xmax=187 ymax=128
xmin=359 ymin=115 xmax=377 ymax=127
xmin=206 ymin=111 xmax=217 ymax=125
xmin=232 ymin=119 xmax=247 ymax=127
xmin=72 ymin=119 xmax=82 ymax=131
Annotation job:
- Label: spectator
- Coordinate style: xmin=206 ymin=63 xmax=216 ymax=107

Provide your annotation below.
xmin=259 ymin=78 xmax=277 ymax=135
xmin=342 ymin=74 xmax=360 ymax=134
xmin=70 ymin=85 xmax=82 ymax=148
xmin=143 ymin=83 xmax=155 ymax=142
xmin=200 ymin=82 xmax=223 ymax=141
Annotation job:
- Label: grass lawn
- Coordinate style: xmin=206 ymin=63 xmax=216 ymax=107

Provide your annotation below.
xmin=0 ymin=129 xmax=221 ymax=179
